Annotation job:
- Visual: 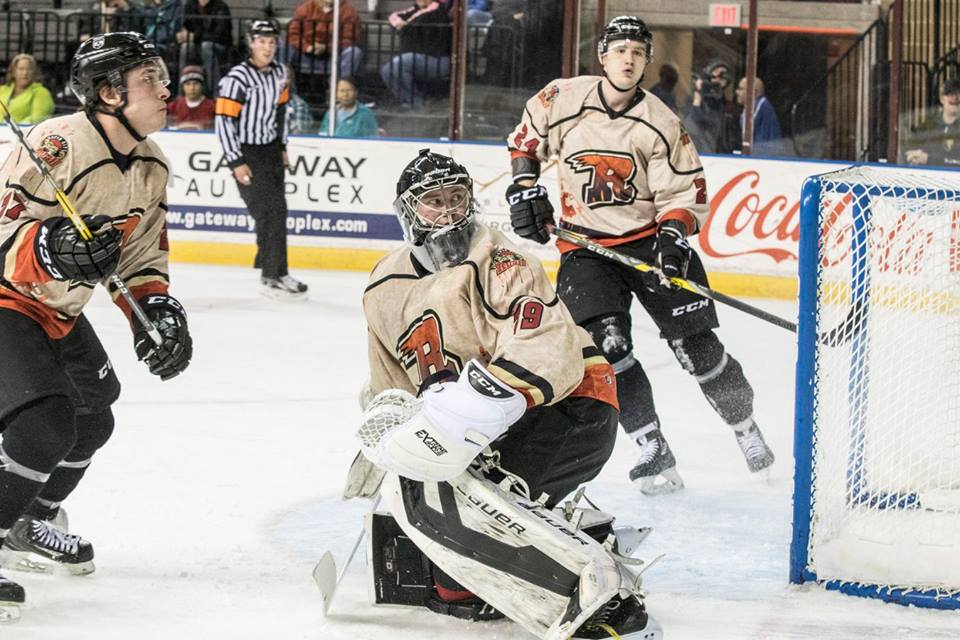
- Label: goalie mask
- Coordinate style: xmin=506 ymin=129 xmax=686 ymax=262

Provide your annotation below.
xmin=394 ymin=149 xmax=478 ymax=273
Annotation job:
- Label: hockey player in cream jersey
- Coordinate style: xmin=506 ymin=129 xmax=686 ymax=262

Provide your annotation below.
xmin=355 ymin=149 xmax=663 ymax=639
xmin=0 ymin=33 xmax=192 ymax=618
xmin=506 ymin=16 xmax=774 ymax=494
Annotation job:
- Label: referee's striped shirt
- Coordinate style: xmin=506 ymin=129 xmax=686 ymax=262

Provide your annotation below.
xmin=215 ymin=59 xmax=289 ymax=168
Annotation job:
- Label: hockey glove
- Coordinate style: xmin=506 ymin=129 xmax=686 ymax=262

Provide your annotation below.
xmin=35 ymin=215 xmax=122 ymax=282
xmin=506 ymin=183 xmax=554 ymax=244
xmin=133 ymin=294 xmax=192 ymax=381
xmin=653 ymin=220 xmax=692 ymax=295
xmin=357 ymin=360 xmax=527 ymax=483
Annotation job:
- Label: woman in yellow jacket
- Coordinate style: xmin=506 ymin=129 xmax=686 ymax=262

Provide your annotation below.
xmin=0 ymin=54 xmax=54 ymax=124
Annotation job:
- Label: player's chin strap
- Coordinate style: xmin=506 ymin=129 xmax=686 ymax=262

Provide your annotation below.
xmin=602 ymin=71 xmax=643 ymax=93
xmin=96 ymin=102 xmax=146 ymax=142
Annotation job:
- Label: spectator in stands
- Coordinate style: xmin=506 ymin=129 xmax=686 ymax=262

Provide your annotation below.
xmin=481 ymin=0 xmax=525 ymax=87
xmin=903 ymin=79 xmax=960 ymax=167
xmin=286 ymin=0 xmax=363 ymax=78
xmin=71 ymin=0 xmax=142 ymax=63
xmin=683 ymin=59 xmax=738 ymax=154
xmin=650 ymin=63 xmax=679 ymax=114
xmin=0 ymin=54 xmax=54 ymax=125
xmin=140 ymin=0 xmax=182 ymax=56
xmin=467 ymin=0 xmax=493 ymax=26
xmin=380 ymin=0 xmax=451 ymax=107
xmin=736 ymin=76 xmax=785 ymax=156
xmin=178 ymin=0 xmax=233 ymax=90
xmin=284 ymin=65 xmax=315 ymax=134
xmin=167 ymin=65 xmax=216 ymax=130
xmin=319 ymin=76 xmax=378 ymax=137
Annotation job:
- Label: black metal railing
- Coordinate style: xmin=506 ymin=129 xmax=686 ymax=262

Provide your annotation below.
xmin=789 ymin=19 xmax=888 ymax=161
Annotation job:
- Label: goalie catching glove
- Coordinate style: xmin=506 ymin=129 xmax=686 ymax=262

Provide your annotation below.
xmin=35 ymin=214 xmax=122 ymax=281
xmin=133 ymin=294 xmax=192 ymax=381
xmin=357 ymin=360 xmax=527 ymax=482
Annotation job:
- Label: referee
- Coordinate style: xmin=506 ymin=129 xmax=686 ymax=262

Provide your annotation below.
xmin=215 ymin=19 xmax=308 ymax=300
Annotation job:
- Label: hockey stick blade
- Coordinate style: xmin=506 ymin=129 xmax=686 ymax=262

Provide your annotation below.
xmin=313 ymin=551 xmax=338 ymax=615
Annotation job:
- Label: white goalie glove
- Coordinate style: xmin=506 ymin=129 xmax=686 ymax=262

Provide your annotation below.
xmin=357 ymin=360 xmax=527 ymax=483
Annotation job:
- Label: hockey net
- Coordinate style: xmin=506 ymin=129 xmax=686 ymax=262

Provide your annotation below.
xmin=791 ymin=165 xmax=960 ymax=609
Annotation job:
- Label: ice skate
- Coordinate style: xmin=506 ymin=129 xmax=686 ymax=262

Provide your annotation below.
xmin=260 ymin=275 xmax=308 ymax=301
xmin=0 ymin=571 xmax=24 ymax=623
xmin=629 ymin=427 xmax=684 ymax=495
xmin=0 ymin=516 xmax=94 ymax=575
xmin=734 ymin=422 xmax=775 ymax=476
xmin=572 ymin=594 xmax=663 ymax=640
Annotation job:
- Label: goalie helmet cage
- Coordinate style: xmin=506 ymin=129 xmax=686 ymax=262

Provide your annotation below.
xmin=790 ymin=165 xmax=960 ymax=610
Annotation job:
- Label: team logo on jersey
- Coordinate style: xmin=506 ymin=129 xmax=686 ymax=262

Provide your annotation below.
xmin=565 ymin=150 xmax=638 ymax=208
xmin=679 ymin=126 xmax=692 ymax=146
xmin=397 ymin=310 xmax=463 ymax=385
xmin=490 ymin=247 xmax=526 ymax=276
xmin=36 ymin=134 xmax=69 ymax=168
xmin=537 ymin=83 xmax=560 ymax=108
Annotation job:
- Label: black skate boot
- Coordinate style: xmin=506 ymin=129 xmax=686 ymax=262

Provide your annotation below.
xmin=573 ymin=594 xmax=663 ymax=640
xmin=1 ymin=516 xmax=94 ymax=575
xmin=628 ymin=426 xmax=684 ymax=496
xmin=0 ymin=569 xmax=25 ymax=623
xmin=734 ymin=422 xmax=775 ymax=474
xmin=260 ymin=275 xmax=308 ymax=301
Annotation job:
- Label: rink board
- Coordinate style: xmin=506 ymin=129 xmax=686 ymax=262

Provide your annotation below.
xmin=0 ymin=128 xmax=852 ymax=298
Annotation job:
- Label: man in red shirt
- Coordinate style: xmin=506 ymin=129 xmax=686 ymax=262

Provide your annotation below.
xmin=285 ymin=0 xmax=363 ymax=78
xmin=166 ymin=65 xmax=215 ymax=130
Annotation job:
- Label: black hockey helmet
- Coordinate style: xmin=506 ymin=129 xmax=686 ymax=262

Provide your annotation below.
xmin=70 ymin=32 xmax=168 ymax=107
xmin=598 ymin=16 xmax=653 ymax=62
xmin=247 ymin=19 xmax=281 ymax=41
xmin=394 ymin=149 xmax=478 ymax=272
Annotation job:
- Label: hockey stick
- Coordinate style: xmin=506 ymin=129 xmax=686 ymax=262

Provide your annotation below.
xmin=553 ymin=228 xmax=798 ymax=333
xmin=0 ymin=102 xmax=163 ymax=347
xmin=313 ymin=494 xmax=382 ymax=615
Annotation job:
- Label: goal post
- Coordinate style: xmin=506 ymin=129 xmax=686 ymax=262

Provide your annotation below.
xmin=790 ymin=165 xmax=960 ymax=610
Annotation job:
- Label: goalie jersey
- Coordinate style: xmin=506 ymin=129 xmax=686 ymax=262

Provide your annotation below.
xmin=0 ymin=112 xmax=171 ymax=338
xmin=508 ymin=76 xmax=708 ymax=252
xmin=364 ymin=224 xmax=617 ymax=410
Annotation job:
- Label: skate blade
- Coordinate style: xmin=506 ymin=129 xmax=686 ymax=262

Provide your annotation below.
xmin=260 ymin=288 xmax=308 ymax=302
xmin=634 ymin=468 xmax=684 ymax=496
xmin=0 ymin=603 xmax=21 ymax=624
xmin=0 ymin=549 xmax=94 ymax=576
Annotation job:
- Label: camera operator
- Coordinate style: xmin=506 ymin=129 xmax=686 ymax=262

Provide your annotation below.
xmin=683 ymin=59 xmax=738 ymax=154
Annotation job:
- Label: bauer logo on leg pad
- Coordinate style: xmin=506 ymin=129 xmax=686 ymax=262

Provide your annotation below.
xmin=414 ymin=429 xmax=448 ymax=456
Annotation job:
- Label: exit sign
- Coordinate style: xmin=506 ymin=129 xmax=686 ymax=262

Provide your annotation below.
xmin=709 ymin=3 xmax=741 ymax=28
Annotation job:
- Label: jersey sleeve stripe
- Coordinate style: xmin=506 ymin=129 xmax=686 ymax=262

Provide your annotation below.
xmin=488 ymin=358 xmax=554 ymax=407
xmin=279 ymin=86 xmax=290 ymax=105
xmin=658 ymin=208 xmax=697 ymax=235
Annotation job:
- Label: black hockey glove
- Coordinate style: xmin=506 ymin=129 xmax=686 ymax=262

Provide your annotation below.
xmin=505 ymin=183 xmax=554 ymax=245
xmin=653 ymin=220 xmax=692 ymax=295
xmin=133 ymin=294 xmax=192 ymax=381
xmin=35 ymin=215 xmax=122 ymax=282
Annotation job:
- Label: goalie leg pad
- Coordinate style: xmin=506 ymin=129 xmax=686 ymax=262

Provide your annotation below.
xmin=379 ymin=471 xmax=635 ymax=640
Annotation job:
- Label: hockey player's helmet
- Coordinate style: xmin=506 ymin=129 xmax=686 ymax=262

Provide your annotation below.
xmin=70 ymin=32 xmax=169 ymax=107
xmin=247 ymin=19 xmax=281 ymax=41
xmin=598 ymin=16 xmax=653 ymax=62
xmin=394 ymin=149 xmax=478 ymax=273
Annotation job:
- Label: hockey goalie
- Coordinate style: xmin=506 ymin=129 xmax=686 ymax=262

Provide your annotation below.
xmin=346 ymin=149 xmax=664 ymax=640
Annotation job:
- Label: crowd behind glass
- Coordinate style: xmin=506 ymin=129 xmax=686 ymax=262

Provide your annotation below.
xmin=1 ymin=0 xmax=957 ymax=167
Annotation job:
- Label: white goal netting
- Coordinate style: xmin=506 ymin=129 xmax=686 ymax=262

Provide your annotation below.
xmin=796 ymin=165 xmax=960 ymax=607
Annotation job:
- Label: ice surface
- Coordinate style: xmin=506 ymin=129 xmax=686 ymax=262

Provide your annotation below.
xmin=6 ymin=263 xmax=958 ymax=639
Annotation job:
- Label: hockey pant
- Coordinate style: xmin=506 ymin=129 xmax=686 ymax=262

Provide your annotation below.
xmin=380 ymin=469 xmax=638 ymax=640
